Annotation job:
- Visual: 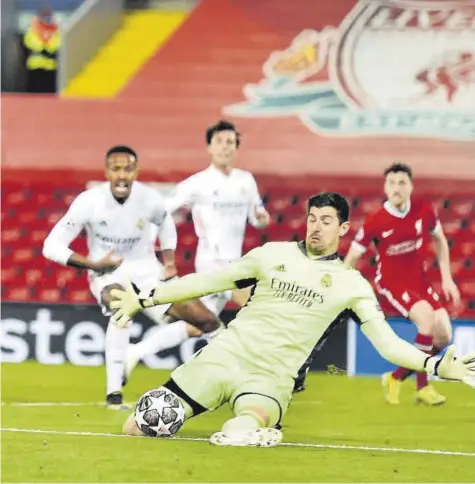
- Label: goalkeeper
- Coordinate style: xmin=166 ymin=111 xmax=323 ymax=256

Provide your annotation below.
xmin=111 ymin=192 xmax=475 ymax=447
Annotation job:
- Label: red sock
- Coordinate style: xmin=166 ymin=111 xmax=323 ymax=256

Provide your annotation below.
xmin=392 ymin=333 xmax=433 ymax=385
xmin=414 ymin=333 xmax=433 ymax=390
xmin=392 ymin=365 xmax=413 ymax=381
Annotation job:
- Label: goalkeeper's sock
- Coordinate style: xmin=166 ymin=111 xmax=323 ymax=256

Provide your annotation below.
xmin=415 ymin=333 xmax=434 ymax=390
xmin=133 ymin=321 xmax=189 ymax=359
xmin=221 ymin=414 xmax=261 ymax=436
xmin=105 ymin=321 xmax=131 ymax=396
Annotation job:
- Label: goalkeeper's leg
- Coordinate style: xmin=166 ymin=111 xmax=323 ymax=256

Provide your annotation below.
xmin=294 ymin=342 xmax=320 ymax=392
xmin=210 ymin=393 xmax=284 ymax=447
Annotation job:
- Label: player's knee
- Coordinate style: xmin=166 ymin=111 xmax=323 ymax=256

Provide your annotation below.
xmin=101 ymin=283 xmax=124 ymax=311
xmin=409 ymin=300 xmax=436 ymax=334
xmin=196 ymin=314 xmax=220 ymax=334
xmin=233 ymin=394 xmax=281 ymax=428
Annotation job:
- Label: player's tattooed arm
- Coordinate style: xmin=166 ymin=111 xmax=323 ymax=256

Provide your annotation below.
xmin=67 ymin=250 xmax=122 ymax=273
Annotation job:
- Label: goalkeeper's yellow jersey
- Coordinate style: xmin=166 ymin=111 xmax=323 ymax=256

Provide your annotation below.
xmin=154 ymin=241 xmax=385 ymax=379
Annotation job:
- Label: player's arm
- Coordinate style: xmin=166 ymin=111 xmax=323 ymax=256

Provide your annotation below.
xmin=166 ymin=177 xmax=196 ymax=214
xmin=344 ymin=221 xmax=373 ymax=267
xmin=431 ymin=218 xmax=461 ymax=306
xmin=42 ymin=193 xmax=120 ymax=272
xmin=110 ymin=247 xmax=262 ymax=325
xmin=247 ymin=174 xmax=270 ymax=228
xmin=351 ymin=277 xmax=474 ymax=382
xmin=151 ymin=197 xmax=178 ymax=279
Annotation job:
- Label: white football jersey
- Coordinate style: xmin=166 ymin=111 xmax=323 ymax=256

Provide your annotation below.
xmin=167 ymin=165 xmax=264 ymax=261
xmin=43 ymin=181 xmax=177 ymax=267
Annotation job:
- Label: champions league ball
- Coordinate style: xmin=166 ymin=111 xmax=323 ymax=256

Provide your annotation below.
xmin=134 ymin=387 xmax=186 ymax=437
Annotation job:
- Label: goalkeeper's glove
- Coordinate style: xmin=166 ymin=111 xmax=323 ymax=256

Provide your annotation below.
xmin=110 ymin=280 xmax=156 ymax=328
xmin=424 ymin=345 xmax=475 ymax=387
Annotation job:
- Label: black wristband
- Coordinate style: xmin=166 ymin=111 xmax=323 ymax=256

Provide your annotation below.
xmin=139 ymin=289 xmax=156 ymax=308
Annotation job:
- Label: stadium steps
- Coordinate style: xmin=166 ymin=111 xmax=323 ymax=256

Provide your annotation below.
xmin=62 ymin=10 xmax=188 ymax=98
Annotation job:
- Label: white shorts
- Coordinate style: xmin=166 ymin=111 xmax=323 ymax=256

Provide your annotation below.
xmin=195 ymin=254 xmax=235 ymax=316
xmin=88 ymin=258 xmax=171 ymax=320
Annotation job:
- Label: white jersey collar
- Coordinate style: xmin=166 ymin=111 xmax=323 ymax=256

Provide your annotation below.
xmin=383 ymin=199 xmax=411 ymax=218
xmin=207 ymin=164 xmax=234 ymax=179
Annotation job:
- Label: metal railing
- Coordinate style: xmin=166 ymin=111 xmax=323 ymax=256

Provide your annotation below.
xmin=58 ymin=0 xmax=124 ymax=92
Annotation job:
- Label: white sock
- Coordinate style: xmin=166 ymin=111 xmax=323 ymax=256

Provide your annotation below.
xmin=134 ymin=321 xmax=189 ymax=359
xmin=222 ymin=415 xmax=260 ymax=437
xmin=105 ymin=320 xmax=131 ymax=396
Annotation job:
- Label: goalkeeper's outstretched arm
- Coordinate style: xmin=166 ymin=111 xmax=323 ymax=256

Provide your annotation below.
xmin=361 ymin=317 xmax=475 ymax=383
xmin=149 ymin=248 xmax=259 ymax=305
xmin=110 ymin=247 xmax=262 ymax=325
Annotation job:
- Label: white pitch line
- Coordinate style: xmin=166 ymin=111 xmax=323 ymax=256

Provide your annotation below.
xmin=1 ymin=402 xmax=104 ymax=407
xmin=1 ymin=427 xmax=474 ymax=457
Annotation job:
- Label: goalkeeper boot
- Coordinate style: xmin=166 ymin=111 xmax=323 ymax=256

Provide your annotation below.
xmin=210 ymin=428 xmax=283 ymax=448
xmin=382 ymin=372 xmax=401 ymax=405
xmin=415 ymin=385 xmax=446 ymax=406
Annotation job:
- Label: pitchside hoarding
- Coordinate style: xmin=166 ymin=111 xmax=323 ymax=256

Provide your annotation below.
xmin=0 ymin=303 xmax=347 ymax=372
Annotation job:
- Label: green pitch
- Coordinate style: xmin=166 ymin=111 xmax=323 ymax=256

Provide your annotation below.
xmin=1 ymin=362 xmax=474 ymax=483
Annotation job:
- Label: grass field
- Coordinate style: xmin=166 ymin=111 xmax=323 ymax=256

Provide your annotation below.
xmin=1 ymin=362 xmax=474 ymax=483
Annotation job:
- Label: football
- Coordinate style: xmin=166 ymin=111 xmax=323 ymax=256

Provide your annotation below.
xmin=134 ymin=387 xmax=186 ymax=438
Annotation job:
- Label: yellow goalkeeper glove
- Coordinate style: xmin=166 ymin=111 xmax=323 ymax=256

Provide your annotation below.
xmin=110 ymin=280 xmax=156 ymax=328
xmin=424 ymin=345 xmax=475 ymax=387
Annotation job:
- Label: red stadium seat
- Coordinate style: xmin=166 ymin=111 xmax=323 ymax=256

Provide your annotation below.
xmin=12 ymin=247 xmax=36 ymax=265
xmin=450 ymin=199 xmax=474 ymax=217
xmin=5 ymin=191 xmax=30 ymax=206
xmin=441 ymin=220 xmax=462 ymax=237
xmin=6 ymin=286 xmax=33 ymax=302
xmin=1 ymin=227 xmax=23 ymax=244
xmin=37 ymin=288 xmax=63 ymax=303
xmin=1 ymin=267 xmax=19 ymax=284
xmin=30 ymin=229 xmax=50 ymax=243
xmin=68 ymin=289 xmax=94 ymax=304
xmin=358 ymin=198 xmax=383 ymax=215
xmin=460 ymin=281 xmax=475 ymax=298
xmin=24 ymin=268 xmax=43 ymax=286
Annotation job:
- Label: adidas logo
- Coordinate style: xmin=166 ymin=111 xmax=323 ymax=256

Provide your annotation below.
xmin=275 ymin=264 xmax=286 ymax=272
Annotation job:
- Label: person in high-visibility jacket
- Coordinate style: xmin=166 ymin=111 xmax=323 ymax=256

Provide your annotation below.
xmin=23 ymin=8 xmax=61 ymax=93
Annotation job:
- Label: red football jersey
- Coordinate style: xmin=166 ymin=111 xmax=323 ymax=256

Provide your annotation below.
xmin=352 ymin=198 xmax=440 ymax=287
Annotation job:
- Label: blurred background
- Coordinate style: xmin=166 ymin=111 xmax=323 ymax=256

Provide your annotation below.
xmin=1 ymin=0 xmax=474 ymax=374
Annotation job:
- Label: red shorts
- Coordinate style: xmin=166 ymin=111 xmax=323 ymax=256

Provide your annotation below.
xmin=375 ymin=282 xmax=444 ymax=318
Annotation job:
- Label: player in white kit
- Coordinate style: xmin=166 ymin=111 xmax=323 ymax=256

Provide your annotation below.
xmin=43 ymin=146 xmax=221 ymax=408
xmin=124 ymin=121 xmax=270 ymax=376
xmin=169 ymin=120 xmax=270 ymax=314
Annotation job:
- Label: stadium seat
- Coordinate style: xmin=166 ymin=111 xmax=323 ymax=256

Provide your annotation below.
xmin=5 ymin=286 xmax=33 ymax=302
xmin=37 ymin=288 xmax=63 ymax=303
xmin=69 ymin=289 xmax=95 ymax=304
xmin=1 ymin=228 xmax=23 ymax=244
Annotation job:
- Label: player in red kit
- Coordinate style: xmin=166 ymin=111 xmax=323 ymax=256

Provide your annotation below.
xmin=345 ymin=163 xmax=461 ymax=406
